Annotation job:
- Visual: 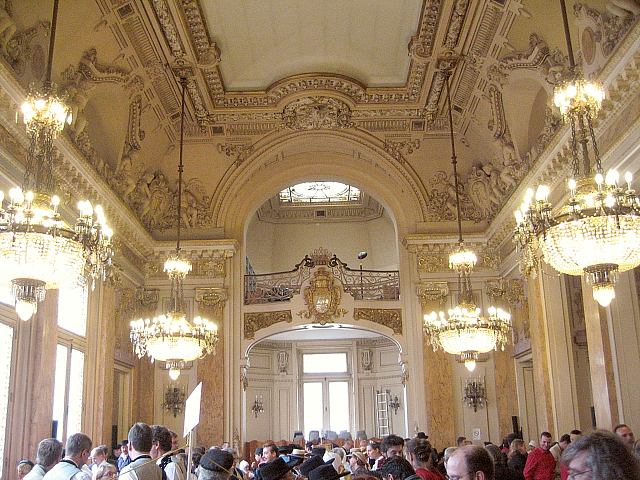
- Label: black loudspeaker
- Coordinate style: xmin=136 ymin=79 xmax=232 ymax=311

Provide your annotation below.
xmin=591 ymin=406 xmax=597 ymax=429
xmin=51 ymin=420 xmax=58 ymax=438
xmin=512 ymin=416 xmax=519 ymax=435
xmin=112 ymin=425 xmax=118 ymax=448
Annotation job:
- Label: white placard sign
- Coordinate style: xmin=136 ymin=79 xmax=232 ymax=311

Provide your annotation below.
xmin=183 ymin=382 xmax=202 ymax=436
xmin=472 ymin=428 xmax=481 ymax=441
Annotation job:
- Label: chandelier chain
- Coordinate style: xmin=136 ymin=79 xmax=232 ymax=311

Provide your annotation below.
xmin=45 ymin=0 xmax=59 ymax=85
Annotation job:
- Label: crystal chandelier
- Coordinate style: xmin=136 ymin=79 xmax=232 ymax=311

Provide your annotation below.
xmin=423 ymin=71 xmax=512 ymax=372
xmin=463 ymin=378 xmax=487 ymax=413
xmin=0 ymin=0 xmax=113 ymax=321
xmin=130 ymin=76 xmax=219 ymax=379
xmin=513 ymin=0 xmax=640 ymax=307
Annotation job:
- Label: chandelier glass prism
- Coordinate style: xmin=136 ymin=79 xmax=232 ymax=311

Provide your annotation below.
xmin=0 ymin=0 xmax=113 ymax=321
xmin=423 ymin=71 xmax=512 ymax=372
xmin=513 ymin=0 xmax=640 ymax=307
xmin=129 ymin=76 xmax=218 ymax=380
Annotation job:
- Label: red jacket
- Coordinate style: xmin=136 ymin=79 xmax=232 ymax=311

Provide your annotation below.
xmin=415 ymin=468 xmax=446 ymax=480
xmin=523 ymin=448 xmax=556 ymax=480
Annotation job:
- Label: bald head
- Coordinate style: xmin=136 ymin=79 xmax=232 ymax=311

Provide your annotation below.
xmin=446 ymin=446 xmax=494 ymax=480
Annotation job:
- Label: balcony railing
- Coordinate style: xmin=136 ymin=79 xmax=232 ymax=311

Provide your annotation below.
xmin=244 ymin=253 xmax=399 ymax=305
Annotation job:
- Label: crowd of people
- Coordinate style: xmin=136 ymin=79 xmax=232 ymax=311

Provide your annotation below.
xmin=14 ymin=422 xmax=640 ymax=480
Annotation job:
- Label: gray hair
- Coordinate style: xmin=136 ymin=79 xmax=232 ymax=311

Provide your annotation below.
xmin=197 ymin=465 xmax=231 ymax=480
xmin=66 ymin=433 xmax=92 ymax=457
xmin=92 ymin=445 xmax=109 ymax=457
xmin=562 ymin=430 xmax=640 ymax=480
xmin=443 ymin=447 xmax=457 ymax=465
xmin=36 ymin=438 xmax=63 ymax=468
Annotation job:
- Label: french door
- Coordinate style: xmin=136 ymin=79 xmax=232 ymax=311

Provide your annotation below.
xmin=302 ymin=379 xmax=350 ymax=437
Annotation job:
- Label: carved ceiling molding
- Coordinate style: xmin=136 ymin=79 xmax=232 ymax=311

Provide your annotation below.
xmin=210 ymin=128 xmax=430 ymax=228
xmin=353 ymin=308 xmax=403 ymax=335
xmin=151 ymin=0 xmax=447 ymax=110
xmin=244 ymin=310 xmax=293 ymax=340
xmin=195 ymin=287 xmax=227 ymax=320
xmin=574 ymin=2 xmax=638 ymax=58
xmin=283 ymin=96 xmax=353 ymax=131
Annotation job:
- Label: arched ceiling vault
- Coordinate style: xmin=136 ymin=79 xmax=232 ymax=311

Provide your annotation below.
xmin=1 ymin=0 xmax=639 ymax=267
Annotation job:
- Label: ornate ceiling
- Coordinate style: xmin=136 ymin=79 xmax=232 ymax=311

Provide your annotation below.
xmin=0 ymin=0 xmax=639 ymax=260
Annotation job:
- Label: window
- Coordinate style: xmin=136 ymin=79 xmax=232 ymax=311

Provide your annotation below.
xmin=303 ymin=353 xmax=348 ymax=373
xmin=52 ymin=344 xmax=85 ymax=442
xmin=279 ymin=182 xmax=361 ymax=204
xmin=0 ymin=322 xmax=14 ymax=479
xmin=0 ymin=285 xmax=13 ymax=308
xmin=301 ymin=352 xmax=351 ymax=438
xmin=58 ymin=282 xmax=88 ymax=337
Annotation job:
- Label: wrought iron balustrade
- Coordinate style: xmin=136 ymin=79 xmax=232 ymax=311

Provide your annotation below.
xmin=244 ymin=252 xmax=400 ymax=304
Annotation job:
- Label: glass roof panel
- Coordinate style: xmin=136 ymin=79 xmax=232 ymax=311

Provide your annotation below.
xmin=279 ymin=182 xmax=361 ymax=204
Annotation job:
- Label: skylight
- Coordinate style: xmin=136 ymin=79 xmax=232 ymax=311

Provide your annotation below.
xmin=279 ymin=182 xmax=361 ymax=204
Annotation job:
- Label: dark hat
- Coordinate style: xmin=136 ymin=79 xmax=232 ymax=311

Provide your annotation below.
xmin=308 ymin=464 xmax=350 ymax=480
xmin=311 ymin=447 xmax=326 ymax=457
xmin=260 ymin=457 xmax=303 ymax=480
xmin=200 ymin=449 xmax=234 ymax=473
xmin=255 ymin=448 xmax=264 ymax=456
xmin=298 ymin=455 xmax=324 ymax=476
xmin=17 ymin=460 xmax=34 ymax=468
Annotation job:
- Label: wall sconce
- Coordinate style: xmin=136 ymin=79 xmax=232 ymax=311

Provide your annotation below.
xmin=162 ymin=384 xmax=186 ymax=418
xmin=463 ymin=378 xmax=487 ymax=412
xmin=387 ymin=390 xmax=401 ymax=415
xmin=251 ymin=395 xmax=265 ymax=418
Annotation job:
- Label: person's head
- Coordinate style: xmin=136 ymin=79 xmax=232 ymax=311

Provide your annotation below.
xmin=348 ymin=452 xmax=368 ymax=471
xmin=443 ymin=447 xmax=457 ymax=467
xmin=90 ymin=445 xmax=108 ymax=465
xmin=66 ymin=433 xmax=93 ymax=466
xmin=381 ymin=435 xmax=404 ymax=459
xmin=562 ymin=430 xmax=640 ymax=480
xmin=255 ymin=447 xmax=263 ymax=462
xmin=93 ymin=463 xmax=116 ymax=480
xmin=379 ymin=456 xmax=415 ymax=480
xmin=198 ymin=449 xmax=234 ymax=480
xmin=446 ymin=446 xmax=494 ymax=480
xmin=527 ymin=440 xmax=536 ymax=452
xmin=570 ymin=430 xmax=583 ymax=443
xmin=366 ymin=442 xmax=381 ymax=459
xmin=483 ymin=444 xmax=505 ymax=467
xmin=150 ymin=425 xmax=172 ymax=458
xmin=35 ymin=438 xmax=63 ymax=470
xmin=263 ymin=443 xmax=279 ymax=462
xmin=128 ymin=423 xmax=153 ymax=457
xmin=113 ymin=445 xmax=122 ymax=457
xmin=358 ymin=439 xmax=368 ymax=449
xmin=261 ymin=457 xmax=302 ymax=480
xmin=559 ymin=434 xmax=571 ymax=451
xmin=456 ymin=437 xmax=467 ymax=447
xmin=17 ymin=460 xmax=34 ymax=479
xmin=539 ymin=432 xmax=552 ymax=451
xmin=344 ymin=440 xmax=354 ymax=450
xmin=405 ymin=438 xmax=434 ymax=469
xmin=121 ymin=440 xmax=129 ymax=456
xmin=613 ymin=424 xmax=635 ymax=450
xmin=509 ymin=439 xmax=525 ymax=456
xmin=170 ymin=431 xmax=179 ymax=451
xmin=223 ymin=448 xmax=239 ymax=466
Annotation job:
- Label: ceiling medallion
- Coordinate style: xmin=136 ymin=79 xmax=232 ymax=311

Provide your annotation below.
xmin=513 ymin=0 xmax=639 ymax=307
xmin=282 ymin=96 xmax=353 ymax=130
xmin=298 ymin=267 xmax=347 ymax=325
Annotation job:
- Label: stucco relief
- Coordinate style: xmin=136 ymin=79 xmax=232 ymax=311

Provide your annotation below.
xmin=282 ymin=97 xmax=353 ymax=131
xmin=244 ymin=311 xmax=292 ymax=340
xmin=575 ymin=2 xmax=638 ymax=57
xmin=353 ymin=308 xmax=403 ymax=335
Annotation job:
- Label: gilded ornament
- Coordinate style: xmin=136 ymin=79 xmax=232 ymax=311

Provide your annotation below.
xmin=353 ymin=308 xmax=402 ymax=335
xmin=283 ymin=97 xmax=353 ymax=130
xmin=298 ymin=267 xmax=347 ymax=324
xmin=417 ymin=282 xmax=449 ymax=307
xmin=244 ymin=310 xmax=293 ymax=339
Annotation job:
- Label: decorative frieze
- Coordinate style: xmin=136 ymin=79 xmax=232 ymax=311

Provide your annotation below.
xmin=244 ymin=310 xmax=293 ymax=339
xmin=353 ymin=308 xmax=402 ymax=335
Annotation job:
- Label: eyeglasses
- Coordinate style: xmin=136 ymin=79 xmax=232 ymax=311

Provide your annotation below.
xmin=568 ymin=470 xmax=592 ymax=479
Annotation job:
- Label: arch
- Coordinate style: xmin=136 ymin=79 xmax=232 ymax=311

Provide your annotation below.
xmin=211 ymin=128 xmax=429 ymax=239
